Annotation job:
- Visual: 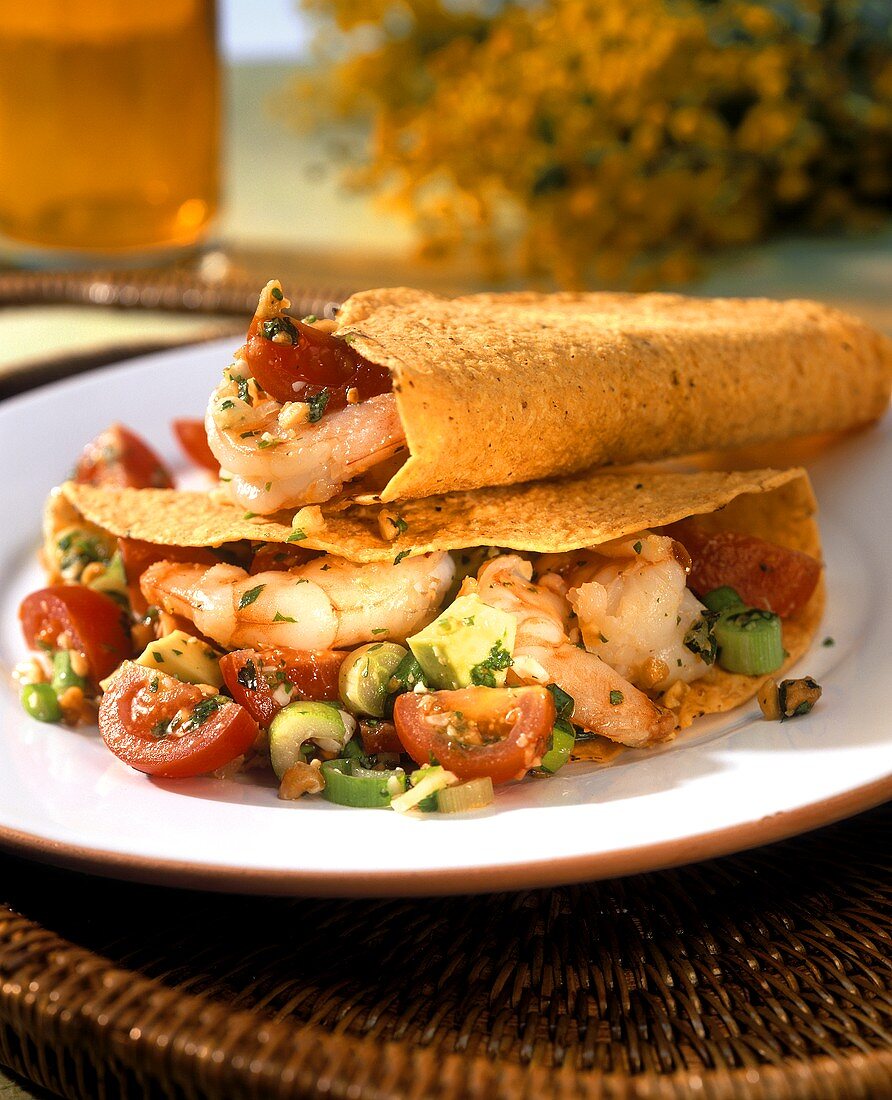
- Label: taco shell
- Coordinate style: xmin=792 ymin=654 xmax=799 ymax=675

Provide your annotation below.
xmin=333 ymin=288 xmax=891 ymax=501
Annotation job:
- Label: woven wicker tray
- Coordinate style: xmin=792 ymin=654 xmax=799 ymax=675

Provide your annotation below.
xmin=0 ymin=804 xmax=889 ymax=1100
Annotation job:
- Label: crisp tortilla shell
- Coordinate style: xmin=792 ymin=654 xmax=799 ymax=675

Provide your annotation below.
xmin=61 ymin=464 xmax=823 ymax=735
xmin=332 ymin=288 xmax=892 ymax=502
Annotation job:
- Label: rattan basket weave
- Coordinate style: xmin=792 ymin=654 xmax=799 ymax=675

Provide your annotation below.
xmin=1 ymin=804 xmax=890 ymax=1099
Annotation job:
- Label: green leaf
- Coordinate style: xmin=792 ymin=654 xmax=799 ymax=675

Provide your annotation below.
xmin=238 ymin=584 xmax=265 ymax=609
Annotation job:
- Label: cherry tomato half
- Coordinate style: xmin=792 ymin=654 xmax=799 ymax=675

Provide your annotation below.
xmin=75 ymin=424 xmax=173 ymax=489
xmin=99 ymin=662 xmax=258 ymax=778
xmin=219 ymin=647 xmax=346 ymax=728
xmin=20 ymin=586 xmax=132 ymax=684
xmin=245 ymin=315 xmax=391 ymax=412
xmin=393 ymin=686 xmax=555 ymax=784
xmin=668 ymin=525 xmax=821 ymax=619
xmin=172 ymin=418 xmax=219 ymax=472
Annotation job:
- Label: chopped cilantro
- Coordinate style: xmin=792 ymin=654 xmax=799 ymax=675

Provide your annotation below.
xmin=287 ymin=528 xmax=308 ymax=543
xmin=243 ymin=512 xmax=257 ymax=520
xmin=183 ymin=695 xmax=227 ymax=732
xmin=392 ymin=515 xmax=409 ymax=535
xmin=238 ymin=584 xmax=265 ymax=609
xmin=470 ymin=641 xmax=514 ymax=687
xmin=261 ymin=316 xmax=298 ymax=345
xmin=220 ymin=399 xmax=235 ymax=411
xmin=273 ymin=611 xmax=297 ymax=623
xmin=371 ymin=627 xmax=388 ymax=635
xmin=609 ymin=690 xmax=624 ymax=706
xmin=301 ymin=314 xmax=317 ymax=324
xmin=822 ymin=637 xmax=835 ymax=647
xmin=598 ymin=632 xmax=608 ymax=644
xmin=546 ymin=683 xmax=574 ymax=720
xmin=235 ymin=375 xmax=252 ymax=406
xmin=684 ymin=611 xmax=719 ymax=665
xmin=307 ymin=388 xmax=331 ymax=423
xmin=393 ymin=549 xmax=411 ymax=565
xmin=149 ymin=676 xmax=160 ymax=693
xmin=257 ymin=437 xmax=278 ymax=450
xmin=152 ymin=652 xmax=164 ymax=664
xmin=632 ymin=540 xmax=642 ymax=554
xmin=270 ymin=286 xmax=284 ymax=301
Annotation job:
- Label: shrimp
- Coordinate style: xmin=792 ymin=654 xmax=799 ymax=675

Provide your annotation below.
xmin=466 ymin=554 xmax=674 ymax=747
xmin=548 ymin=533 xmax=712 ymax=692
xmin=205 ymin=283 xmax=406 ymax=512
xmin=140 ymin=552 xmax=455 ymax=652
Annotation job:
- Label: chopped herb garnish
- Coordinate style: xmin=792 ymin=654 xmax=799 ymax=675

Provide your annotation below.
xmin=261 ymin=316 xmax=299 ymax=345
xmin=243 ymin=511 xmax=257 ymax=520
xmin=470 ymin=641 xmax=514 ymax=687
xmin=822 ymin=637 xmax=835 ymax=647
xmin=235 ymin=375 xmax=252 ymax=406
xmin=152 ymin=652 xmax=164 ymax=664
xmin=149 ymin=676 xmax=160 ymax=693
xmin=342 ymin=332 xmax=358 ymax=345
xmin=270 ymin=286 xmax=284 ymax=301
xmin=172 ymin=649 xmax=183 ymax=657
xmin=306 ymin=388 xmax=331 ymax=423
xmin=273 ymin=611 xmax=297 ymax=623
xmin=238 ymin=584 xmax=265 ymax=609
xmin=287 ymin=528 xmax=308 ymax=543
xmin=546 ymin=683 xmax=574 ymax=720
xmin=609 ymin=690 xmax=624 ymax=706
xmin=632 ymin=540 xmax=643 ymax=554
xmin=684 ymin=611 xmax=719 ymax=665
xmin=371 ymin=627 xmax=388 ymax=635
xmin=220 ymin=399 xmax=235 ymax=411
xmin=183 ymin=695 xmax=227 ymax=732
xmin=301 ymin=314 xmax=317 ymax=324
xmin=393 ymin=549 xmax=411 ymax=565
xmin=598 ymin=632 xmax=608 ymax=644
xmin=240 ymin=429 xmax=260 ymax=439
xmin=391 ymin=515 xmax=409 ymax=535
xmin=236 ymin=659 xmax=258 ymax=691
xmin=257 ymin=437 xmax=278 ymax=450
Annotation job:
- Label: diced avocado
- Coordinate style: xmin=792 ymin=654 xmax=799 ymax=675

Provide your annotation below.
xmin=135 ymin=630 xmax=224 ymax=688
xmin=407 ymin=594 xmax=516 ymax=690
xmin=86 ymin=550 xmax=129 ymax=602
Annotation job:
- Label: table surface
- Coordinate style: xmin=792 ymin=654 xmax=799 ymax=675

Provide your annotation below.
xmin=0 ymin=60 xmax=890 ymax=1100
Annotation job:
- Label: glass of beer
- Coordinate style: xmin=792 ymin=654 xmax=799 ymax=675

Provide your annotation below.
xmin=0 ymin=0 xmax=220 ymax=265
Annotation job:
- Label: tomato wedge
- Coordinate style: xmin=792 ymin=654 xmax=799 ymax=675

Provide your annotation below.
xmin=393 ymin=686 xmax=555 ymax=784
xmin=667 ymin=524 xmax=821 ymax=618
xmin=358 ymin=719 xmax=404 ymax=756
xmin=172 ymin=418 xmax=219 ymax=472
xmin=20 ymin=586 xmax=132 ymax=684
xmin=245 ymin=315 xmax=392 ymax=412
xmin=118 ymin=538 xmax=220 ymax=615
xmin=99 ymin=662 xmax=258 ymax=778
xmin=75 ymin=423 xmax=173 ymax=489
xmin=219 ymin=647 xmax=346 ymax=728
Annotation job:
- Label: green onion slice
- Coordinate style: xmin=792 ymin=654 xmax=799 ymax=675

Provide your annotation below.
xmin=539 ymin=718 xmax=576 ymax=774
xmin=437 ymin=777 xmax=494 ymax=813
xmin=321 ymin=759 xmax=406 ymax=809
xmin=715 ymin=608 xmax=784 ymax=676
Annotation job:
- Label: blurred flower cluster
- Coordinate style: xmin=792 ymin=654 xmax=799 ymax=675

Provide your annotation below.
xmin=292 ymin=0 xmax=892 ymax=285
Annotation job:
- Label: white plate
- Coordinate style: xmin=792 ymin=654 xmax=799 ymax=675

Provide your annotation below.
xmin=0 ymin=340 xmax=889 ymax=895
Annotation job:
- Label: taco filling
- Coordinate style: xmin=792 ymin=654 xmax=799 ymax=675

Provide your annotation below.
xmin=14 ymin=433 xmax=825 ymax=815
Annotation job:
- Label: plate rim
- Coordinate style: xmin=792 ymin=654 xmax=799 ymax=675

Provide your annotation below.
xmin=0 ymin=774 xmax=888 ymax=896
xmin=1 ymin=341 xmax=889 ymax=896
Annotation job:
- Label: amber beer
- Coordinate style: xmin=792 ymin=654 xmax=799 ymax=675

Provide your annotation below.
xmin=0 ymin=1 xmax=219 ymax=259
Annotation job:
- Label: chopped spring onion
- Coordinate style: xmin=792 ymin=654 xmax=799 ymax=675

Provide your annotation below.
xmin=339 ymin=642 xmax=408 ymax=717
xmin=437 ymin=776 xmax=494 ymax=813
xmin=51 ymin=651 xmax=87 ymax=696
xmin=539 ymin=718 xmax=576 ymax=774
xmin=321 ymin=758 xmax=406 ymax=808
xmin=714 ymin=608 xmax=784 ymax=676
xmin=21 ymin=682 xmax=62 ymax=723
xmin=268 ymin=702 xmax=355 ymax=780
xmin=390 ymin=764 xmax=458 ymax=814
xmin=702 ymin=586 xmax=745 ymax=614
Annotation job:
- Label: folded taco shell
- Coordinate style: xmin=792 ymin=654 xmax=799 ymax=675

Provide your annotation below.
xmin=330 ymin=288 xmax=891 ymax=501
xmin=61 ymin=462 xmax=824 ymax=735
